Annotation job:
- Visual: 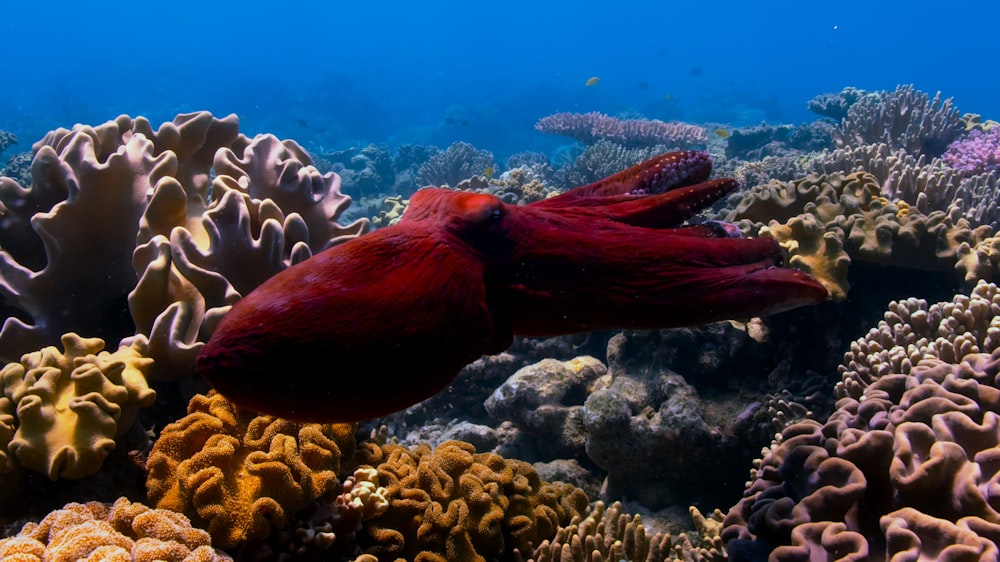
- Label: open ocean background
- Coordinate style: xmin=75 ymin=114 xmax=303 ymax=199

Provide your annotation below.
xmin=2 ymin=0 xmax=997 ymax=158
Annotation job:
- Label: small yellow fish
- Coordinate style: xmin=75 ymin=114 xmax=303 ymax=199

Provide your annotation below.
xmin=715 ymin=128 xmax=731 ymax=138
xmin=484 ymin=166 xmax=494 ymax=179
xmin=663 ymin=94 xmax=672 ymax=101
xmin=585 ymin=76 xmax=600 ymax=87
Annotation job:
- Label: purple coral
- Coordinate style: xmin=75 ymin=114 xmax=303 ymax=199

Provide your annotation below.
xmin=943 ymin=128 xmax=1000 ymax=174
xmin=535 ymin=111 xmax=707 ymax=149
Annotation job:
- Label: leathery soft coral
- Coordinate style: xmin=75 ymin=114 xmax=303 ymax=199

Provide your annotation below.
xmin=722 ymin=281 xmax=1000 ymax=560
xmin=145 ymin=391 xmax=356 ymax=550
xmin=0 ymin=333 xmax=155 ymax=481
xmin=0 ymin=497 xmax=231 ymax=561
xmin=352 ymin=439 xmax=589 ymax=562
xmin=0 ymin=112 xmax=368 ymax=382
xmin=726 ymin=171 xmax=998 ymax=299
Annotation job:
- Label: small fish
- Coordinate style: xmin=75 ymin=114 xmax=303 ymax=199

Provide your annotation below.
xmin=690 ymin=66 xmax=703 ymax=77
xmin=585 ymin=76 xmax=600 ymax=87
xmin=444 ymin=117 xmax=456 ymax=125
xmin=638 ymin=81 xmax=650 ymax=91
xmin=715 ymin=128 xmax=730 ymax=138
xmin=663 ymin=94 xmax=672 ymax=101
xmin=297 ymin=118 xmax=308 ymax=129
xmin=484 ymin=166 xmax=494 ymax=179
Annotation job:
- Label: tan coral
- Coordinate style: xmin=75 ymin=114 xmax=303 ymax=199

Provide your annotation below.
xmin=729 ymin=172 xmax=1000 ymax=300
xmin=521 ymin=501 xmax=726 ymax=562
xmin=145 ymin=391 xmax=356 ymax=549
xmin=354 ymin=439 xmax=588 ymax=562
xmin=372 ymin=195 xmax=409 ymax=228
xmin=0 ymin=333 xmax=155 ymax=480
xmin=0 ymin=497 xmax=231 ymax=562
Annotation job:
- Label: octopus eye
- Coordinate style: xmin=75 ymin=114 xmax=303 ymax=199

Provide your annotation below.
xmin=491 ymin=208 xmax=501 ymax=221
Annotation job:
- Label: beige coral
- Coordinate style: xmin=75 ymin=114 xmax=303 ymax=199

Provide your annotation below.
xmin=0 ymin=497 xmax=231 ymax=561
xmin=145 ymin=391 xmax=356 ymax=549
xmin=521 ymin=501 xmax=726 ymax=562
xmin=728 ymin=172 xmax=997 ymax=299
xmin=0 ymin=333 xmax=155 ymax=480
xmin=0 ymin=111 xmax=369 ymax=382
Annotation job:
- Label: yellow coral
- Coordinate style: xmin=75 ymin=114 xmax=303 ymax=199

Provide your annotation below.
xmin=146 ymin=391 xmax=356 ymax=549
xmin=0 ymin=497 xmax=230 ymax=562
xmin=0 ymin=333 xmax=155 ymax=480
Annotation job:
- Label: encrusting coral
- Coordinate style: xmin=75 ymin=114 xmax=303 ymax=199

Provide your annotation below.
xmin=0 ymin=333 xmax=155 ymax=482
xmin=145 ymin=391 xmax=356 ymax=549
xmin=0 ymin=497 xmax=232 ymax=561
xmin=352 ymin=438 xmax=589 ymax=562
xmin=722 ymin=281 xmax=1000 ymax=560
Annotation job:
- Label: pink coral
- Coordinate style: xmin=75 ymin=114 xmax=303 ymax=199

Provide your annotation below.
xmin=943 ymin=128 xmax=1000 ymax=175
xmin=722 ymin=281 xmax=1000 ymax=560
xmin=534 ymin=111 xmax=707 ymax=148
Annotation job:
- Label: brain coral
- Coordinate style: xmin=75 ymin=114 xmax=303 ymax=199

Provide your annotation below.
xmin=0 ymin=496 xmax=231 ymax=561
xmin=353 ymin=439 xmax=589 ymax=562
xmin=0 ymin=332 xmax=155 ymax=481
xmin=722 ymin=281 xmax=1000 ymax=560
xmin=145 ymin=391 xmax=356 ymax=549
xmin=0 ymin=111 xmax=368 ymax=382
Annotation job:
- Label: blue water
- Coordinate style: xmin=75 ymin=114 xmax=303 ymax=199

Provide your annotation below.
xmin=3 ymin=0 xmax=997 ymax=158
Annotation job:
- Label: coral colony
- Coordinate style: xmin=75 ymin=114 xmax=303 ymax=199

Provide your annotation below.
xmin=2 ymin=84 xmax=1000 ymax=560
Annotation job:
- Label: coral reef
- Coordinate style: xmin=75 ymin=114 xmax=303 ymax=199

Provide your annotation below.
xmin=0 ymin=333 xmax=155 ymax=481
xmin=552 ymin=140 xmax=674 ymax=188
xmin=0 ymin=497 xmax=231 ymax=561
xmin=145 ymin=392 xmax=356 ymax=549
xmin=723 ymin=281 xmax=1000 ymax=560
xmin=806 ymin=87 xmax=868 ymax=121
xmin=832 ymin=84 xmax=964 ymax=156
xmin=352 ymin=439 xmax=589 ymax=561
xmin=535 ymin=112 xmax=707 ymax=149
xmin=414 ymin=141 xmax=494 ymax=188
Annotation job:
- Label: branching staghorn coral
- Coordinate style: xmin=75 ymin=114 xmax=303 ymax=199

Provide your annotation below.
xmin=414 ymin=141 xmax=495 ymax=188
xmin=832 ymin=84 xmax=964 ymax=156
xmin=535 ymin=112 xmax=707 ymax=149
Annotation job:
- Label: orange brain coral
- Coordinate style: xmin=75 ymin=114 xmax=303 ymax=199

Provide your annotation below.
xmin=145 ymin=391 xmax=356 ymax=549
xmin=354 ymin=439 xmax=588 ymax=562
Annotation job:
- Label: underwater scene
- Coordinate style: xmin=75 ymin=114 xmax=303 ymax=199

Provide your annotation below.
xmin=1 ymin=0 xmax=1000 ymax=560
